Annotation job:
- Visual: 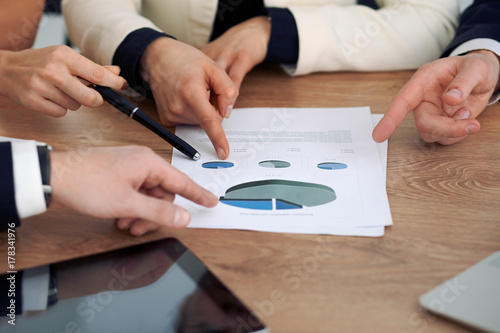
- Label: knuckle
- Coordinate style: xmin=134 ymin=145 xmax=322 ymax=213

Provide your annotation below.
xmin=420 ymin=135 xmax=434 ymax=144
xmin=48 ymin=45 xmax=70 ymax=62
xmin=21 ymin=92 xmax=39 ymax=108
xmin=51 ymin=108 xmax=68 ymax=118
xmin=168 ymin=99 xmax=185 ymax=116
xmin=158 ymin=113 xmax=171 ymax=126
xmin=49 ymin=45 xmax=64 ymax=58
xmin=89 ymin=66 xmax=106 ymax=84
xmin=54 ymin=44 xmax=70 ymax=53
xmin=419 ymin=62 xmax=433 ymax=73
xmin=175 ymin=179 xmax=189 ymax=193
xmin=66 ymin=100 xmax=82 ymax=111
xmin=225 ymin=85 xmax=239 ymax=99
xmin=179 ymin=86 xmax=193 ymax=101
xmin=81 ymin=91 xmax=99 ymax=106
xmin=37 ymin=62 xmax=57 ymax=80
xmin=218 ymin=49 xmax=233 ymax=62
xmin=414 ymin=119 xmax=428 ymax=133
xmin=236 ymin=52 xmax=252 ymax=65
xmin=199 ymin=114 xmax=217 ymax=129
xmin=25 ymin=75 xmax=42 ymax=92
xmin=392 ymin=95 xmax=412 ymax=113
xmin=119 ymin=195 xmax=139 ymax=216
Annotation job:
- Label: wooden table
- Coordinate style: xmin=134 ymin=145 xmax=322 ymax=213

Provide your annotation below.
xmin=1 ymin=66 xmax=499 ymax=332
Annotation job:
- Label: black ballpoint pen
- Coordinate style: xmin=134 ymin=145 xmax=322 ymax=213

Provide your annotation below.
xmin=94 ymin=85 xmax=200 ymax=161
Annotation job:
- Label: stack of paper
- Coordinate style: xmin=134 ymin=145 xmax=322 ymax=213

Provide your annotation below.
xmin=173 ymin=107 xmax=391 ymax=237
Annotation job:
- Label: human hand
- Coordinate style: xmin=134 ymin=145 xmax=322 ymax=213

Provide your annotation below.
xmin=201 ymin=16 xmax=271 ymax=91
xmin=373 ymin=50 xmax=500 ymax=145
xmin=0 ymin=45 xmax=128 ymax=117
xmin=50 ymin=146 xmax=218 ymax=236
xmin=140 ymin=37 xmax=238 ymax=160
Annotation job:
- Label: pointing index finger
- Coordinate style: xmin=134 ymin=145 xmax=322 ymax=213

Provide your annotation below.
xmin=186 ymin=80 xmax=231 ymax=159
xmin=198 ymin=104 xmax=230 ymax=160
xmin=147 ymin=157 xmax=218 ymax=208
xmin=372 ymin=77 xmax=425 ymax=142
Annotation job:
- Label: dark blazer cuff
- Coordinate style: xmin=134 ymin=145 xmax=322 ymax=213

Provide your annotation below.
xmin=0 ymin=142 xmax=21 ymax=229
xmin=1 ymin=271 xmax=23 ymax=316
xmin=112 ymin=28 xmax=175 ymax=98
xmin=442 ymin=27 xmax=500 ymax=57
xmin=264 ymin=7 xmax=299 ymax=65
xmin=358 ymin=0 xmax=379 ymax=9
xmin=441 ymin=2 xmax=500 ymax=57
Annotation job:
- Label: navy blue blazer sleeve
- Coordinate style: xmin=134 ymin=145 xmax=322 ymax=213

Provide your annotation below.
xmin=0 ymin=142 xmax=21 ymax=230
xmin=442 ymin=0 xmax=500 ymax=56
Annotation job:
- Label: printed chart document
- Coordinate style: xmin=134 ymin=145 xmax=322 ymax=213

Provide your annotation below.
xmin=173 ymin=107 xmax=391 ymax=237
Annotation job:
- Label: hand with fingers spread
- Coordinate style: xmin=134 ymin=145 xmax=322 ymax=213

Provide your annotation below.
xmin=0 ymin=45 xmax=128 ymax=116
xmin=201 ymin=16 xmax=271 ymax=91
xmin=140 ymin=37 xmax=239 ymax=160
xmin=373 ymin=50 xmax=500 ymax=145
xmin=50 ymin=146 xmax=218 ymax=236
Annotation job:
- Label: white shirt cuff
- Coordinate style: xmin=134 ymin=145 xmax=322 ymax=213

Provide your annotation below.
xmin=22 ymin=265 xmax=50 ymax=312
xmin=449 ymin=38 xmax=500 ymax=57
xmin=10 ymin=140 xmax=47 ymax=219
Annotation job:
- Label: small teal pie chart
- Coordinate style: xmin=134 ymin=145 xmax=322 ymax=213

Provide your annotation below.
xmin=317 ymin=162 xmax=348 ymax=170
xmin=219 ymin=179 xmax=336 ymax=210
xmin=202 ymin=161 xmax=234 ymax=169
xmin=258 ymin=160 xmax=291 ymax=168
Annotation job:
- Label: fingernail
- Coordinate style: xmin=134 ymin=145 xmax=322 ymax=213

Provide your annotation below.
xmin=217 ymin=147 xmax=226 ymax=159
xmin=466 ymin=124 xmax=479 ymax=135
xmin=173 ymin=208 xmax=190 ymax=227
xmin=460 ymin=110 xmax=471 ymax=119
xmin=122 ymin=81 xmax=129 ymax=90
xmin=225 ymin=105 xmax=233 ymax=118
xmin=445 ymin=89 xmax=462 ymax=99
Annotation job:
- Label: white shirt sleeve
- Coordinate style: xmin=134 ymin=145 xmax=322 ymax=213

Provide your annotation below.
xmin=0 ymin=137 xmax=47 ymax=219
xmin=450 ymin=38 xmax=500 ymax=104
xmin=285 ymin=0 xmax=460 ymax=75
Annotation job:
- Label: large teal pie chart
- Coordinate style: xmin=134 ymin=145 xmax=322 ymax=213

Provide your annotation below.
xmin=219 ymin=179 xmax=336 ymax=210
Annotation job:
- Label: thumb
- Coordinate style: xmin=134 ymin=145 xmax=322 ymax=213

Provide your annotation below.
xmin=443 ymin=65 xmax=480 ymax=106
xmin=228 ymin=59 xmax=254 ymax=92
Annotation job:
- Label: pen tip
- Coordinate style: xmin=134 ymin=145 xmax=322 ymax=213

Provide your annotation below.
xmin=193 ymin=153 xmax=201 ymax=161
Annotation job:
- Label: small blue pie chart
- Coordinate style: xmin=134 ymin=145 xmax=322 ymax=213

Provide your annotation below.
xmin=202 ymin=161 xmax=234 ymax=169
xmin=317 ymin=162 xmax=348 ymax=170
xmin=258 ymin=160 xmax=291 ymax=168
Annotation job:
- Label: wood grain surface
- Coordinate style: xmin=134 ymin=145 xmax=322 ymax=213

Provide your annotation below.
xmin=1 ymin=65 xmax=499 ymax=332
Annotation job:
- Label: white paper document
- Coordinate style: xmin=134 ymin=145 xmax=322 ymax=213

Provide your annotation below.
xmin=173 ymin=107 xmax=391 ymax=237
